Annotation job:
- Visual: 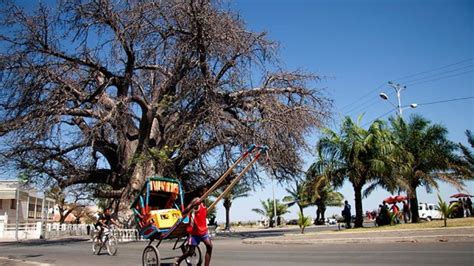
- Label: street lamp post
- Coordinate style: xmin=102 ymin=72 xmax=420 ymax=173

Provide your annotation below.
xmin=379 ymin=81 xmax=417 ymax=117
xmin=271 ymin=176 xmax=277 ymax=227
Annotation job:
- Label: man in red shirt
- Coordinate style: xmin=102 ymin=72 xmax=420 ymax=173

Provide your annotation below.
xmin=176 ymin=187 xmax=213 ymax=266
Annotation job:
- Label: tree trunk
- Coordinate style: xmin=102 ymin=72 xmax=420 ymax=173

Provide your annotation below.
xmin=444 ymin=217 xmax=447 ymax=227
xmin=299 ymin=205 xmax=304 ymax=217
xmin=320 ymin=205 xmax=326 ymax=222
xmin=315 ymin=207 xmax=321 ymax=224
xmin=225 ymin=205 xmax=231 ymax=230
xmin=409 ymin=189 xmax=420 ymax=223
xmin=354 ymin=184 xmax=363 ymax=228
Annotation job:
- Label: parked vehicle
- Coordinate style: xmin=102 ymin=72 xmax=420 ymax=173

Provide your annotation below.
xmin=418 ymin=203 xmax=442 ymax=221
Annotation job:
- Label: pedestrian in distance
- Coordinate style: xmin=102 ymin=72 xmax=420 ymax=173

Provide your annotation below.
xmin=402 ymin=201 xmax=410 ymax=223
xmin=466 ymin=197 xmax=472 ymax=217
xmin=458 ymin=199 xmax=465 ymax=218
xmin=342 ymin=200 xmax=351 ymax=229
xmin=176 ymin=186 xmax=213 ymax=266
xmin=463 ymin=198 xmax=471 ymax=217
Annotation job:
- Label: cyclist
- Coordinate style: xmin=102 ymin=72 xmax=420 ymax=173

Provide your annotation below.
xmin=94 ymin=207 xmax=120 ymax=242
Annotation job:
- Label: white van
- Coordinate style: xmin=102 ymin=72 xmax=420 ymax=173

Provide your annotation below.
xmin=418 ymin=203 xmax=442 ymax=221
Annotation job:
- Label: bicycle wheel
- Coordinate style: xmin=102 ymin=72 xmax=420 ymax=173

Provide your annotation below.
xmin=106 ymin=235 xmax=118 ymax=256
xmin=92 ymin=236 xmax=101 ymax=255
xmin=183 ymin=244 xmax=202 ymax=266
xmin=142 ymin=245 xmax=160 ymax=266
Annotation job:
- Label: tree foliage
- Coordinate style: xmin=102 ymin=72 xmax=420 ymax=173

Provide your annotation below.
xmin=218 ymin=182 xmax=251 ymax=230
xmin=315 ymin=116 xmax=394 ymax=227
xmin=46 ymin=185 xmax=91 ymax=224
xmin=0 ymin=0 xmax=331 ymax=207
xmin=297 ymin=211 xmax=311 ymax=234
xmin=389 ymin=115 xmax=468 ymax=223
xmin=306 ymin=154 xmax=344 ymax=224
xmin=251 ymin=198 xmax=289 ymax=227
xmin=458 ymin=130 xmax=474 ymax=176
xmin=282 ymin=179 xmax=311 ymax=216
xmin=436 ymin=194 xmax=459 ymax=227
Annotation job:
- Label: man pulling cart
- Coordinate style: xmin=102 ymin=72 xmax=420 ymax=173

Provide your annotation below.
xmin=131 ymin=144 xmax=267 ymax=266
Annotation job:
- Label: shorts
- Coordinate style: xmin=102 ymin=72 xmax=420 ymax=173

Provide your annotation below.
xmin=187 ymin=234 xmax=210 ymax=246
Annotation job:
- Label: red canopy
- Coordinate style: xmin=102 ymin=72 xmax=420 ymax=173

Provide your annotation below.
xmin=384 ymin=195 xmax=407 ymax=204
xmin=450 ymin=193 xmax=473 ymax=198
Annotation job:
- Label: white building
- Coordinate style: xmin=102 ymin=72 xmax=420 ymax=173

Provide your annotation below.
xmin=0 ymin=180 xmax=55 ymax=225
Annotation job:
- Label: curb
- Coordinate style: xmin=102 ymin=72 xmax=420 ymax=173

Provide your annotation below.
xmin=242 ymin=234 xmax=474 ymax=245
xmin=282 ymin=225 xmax=474 ymax=237
xmin=0 ymin=237 xmax=90 ymax=246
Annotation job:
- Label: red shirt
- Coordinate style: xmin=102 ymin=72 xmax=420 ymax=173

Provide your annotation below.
xmin=187 ymin=202 xmax=208 ymax=236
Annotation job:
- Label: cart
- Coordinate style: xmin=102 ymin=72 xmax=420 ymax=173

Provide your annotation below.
xmin=132 ymin=144 xmax=267 ymax=266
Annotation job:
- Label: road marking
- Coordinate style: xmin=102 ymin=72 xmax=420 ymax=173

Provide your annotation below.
xmin=0 ymin=256 xmax=51 ymax=266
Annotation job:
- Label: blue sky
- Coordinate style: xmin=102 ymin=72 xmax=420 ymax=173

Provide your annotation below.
xmin=214 ymin=0 xmax=474 ymax=223
xmin=2 ymin=0 xmax=472 ymax=223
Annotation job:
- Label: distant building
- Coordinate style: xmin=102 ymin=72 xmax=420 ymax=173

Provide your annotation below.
xmin=0 ymin=180 xmax=55 ymax=225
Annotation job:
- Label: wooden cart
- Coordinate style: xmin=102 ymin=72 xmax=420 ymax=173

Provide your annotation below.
xmin=132 ymin=145 xmax=267 ymax=266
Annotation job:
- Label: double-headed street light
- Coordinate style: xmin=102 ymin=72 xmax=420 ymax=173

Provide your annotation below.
xmin=379 ymin=81 xmax=417 ymax=117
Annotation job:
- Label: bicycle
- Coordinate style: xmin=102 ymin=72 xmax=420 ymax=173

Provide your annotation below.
xmin=92 ymin=225 xmax=118 ymax=256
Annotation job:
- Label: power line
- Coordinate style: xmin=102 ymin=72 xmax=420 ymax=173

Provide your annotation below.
xmin=339 ymin=83 xmax=386 ymax=111
xmin=362 ymin=108 xmax=395 ymax=127
xmin=362 ymin=96 xmax=474 ymax=127
xmin=416 ymin=96 xmax=474 ymax=106
xmin=406 ymin=70 xmax=474 ymax=86
xmin=401 ymin=64 xmax=473 ymax=85
xmin=392 ymin=58 xmax=473 ymax=82
xmin=339 ymin=58 xmax=473 ymax=113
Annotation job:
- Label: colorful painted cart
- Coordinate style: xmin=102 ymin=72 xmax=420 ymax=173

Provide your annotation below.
xmin=132 ymin=145 xmax=268 ymax=266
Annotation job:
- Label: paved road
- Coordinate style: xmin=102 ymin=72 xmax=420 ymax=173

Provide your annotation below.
xmin=1 ymin=234 xmax=473 ymax=266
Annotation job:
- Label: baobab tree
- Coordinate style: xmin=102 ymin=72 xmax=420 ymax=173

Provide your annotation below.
xmin=0 ymin=0 xmax=331 ymax=210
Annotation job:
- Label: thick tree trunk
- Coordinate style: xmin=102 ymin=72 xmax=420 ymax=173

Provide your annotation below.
xmin=409 ymin=189 xmax=420 ymax=223
xmin=320 ymin=206 xmax=326 ymax=222
xmin=315 ymin=207 xmax=321 ymax=224
xmin=225 ymin=205 xmax=231 ymax=230
xmin=354 ymin=184 xmax=363 ymax=228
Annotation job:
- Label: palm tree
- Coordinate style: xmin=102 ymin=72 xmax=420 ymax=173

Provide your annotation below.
xmin=221 ymin=183 xmax=251 ymax=230
xmin=297 ymin=211 xmax=312 ymax=234
xmin=437 ymin=194 xmax=459 ymax=227
xmin=389 ymin=115 xmax=467 ymax=223
xmin=458 ymin=130 xmax=474 ymax=175
xmin=282 ymin=180 xmax=311 ymax=217
xmin=252 ymin=199 xmax=289 ymax=227
xmin=306 ymin=158 xmax=345 ymax=224
xmin=317 ymin=116 xmax=394 ymax=227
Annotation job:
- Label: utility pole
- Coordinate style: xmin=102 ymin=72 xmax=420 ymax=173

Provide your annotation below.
xmin=271 ymin=176 xmax=277 ymax=227
xmin=388 ymin=81 xmax=405 ymax=117
xmin=379 ymin=81 xmax=417 ymax=118
xmin=15 ymin=181 xmax=20 ymax=241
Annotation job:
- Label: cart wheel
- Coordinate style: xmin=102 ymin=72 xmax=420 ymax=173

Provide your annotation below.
xmin=106 ymin=235 xmax=118 ymax=256
xmin=91 ymin=236 xmax=101 ymax=255
xmin=142 ymin=245 xmax=160 ymax=266
xmin=182 ymin=244 xmax=202 ymax=266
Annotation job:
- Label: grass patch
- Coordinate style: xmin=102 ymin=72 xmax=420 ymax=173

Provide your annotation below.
xmin=340 ymin=217 xmax=474 ymax=232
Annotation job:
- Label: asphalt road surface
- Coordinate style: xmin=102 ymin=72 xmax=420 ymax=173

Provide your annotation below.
xmin=1 ymin=233 xmax=473 ymax=266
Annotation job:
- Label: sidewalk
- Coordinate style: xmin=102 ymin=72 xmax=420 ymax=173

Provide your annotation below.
xmin=242 ymin=226 xmax=474 ymax=245
xmin=0 ymin=235 xmax=90 ymax=247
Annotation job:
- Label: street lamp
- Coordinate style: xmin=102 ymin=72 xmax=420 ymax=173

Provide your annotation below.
xmin=379 ymin=81 xmax=417 ymax=117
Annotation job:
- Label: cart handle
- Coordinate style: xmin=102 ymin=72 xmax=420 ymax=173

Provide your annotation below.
xmin=197 ymin=144 xmax=257 ymax=203
xmin=207 ymin=146 xmax=266 ymax=211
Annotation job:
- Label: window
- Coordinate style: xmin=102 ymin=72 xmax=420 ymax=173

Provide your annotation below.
xmin=0 ymin=199 xmax=3 ymax=210
xmin=10 ymin=199 xmax=16 ymax=210
xmin=428 ymin=205 xmax=434 ymax=210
